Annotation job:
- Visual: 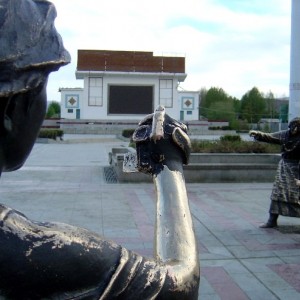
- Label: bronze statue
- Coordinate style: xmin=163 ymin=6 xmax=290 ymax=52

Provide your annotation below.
xmin=250 ymin=117 xmax=300 ymax=228
xmin=0 ymin=1 xmax=200 ymax=299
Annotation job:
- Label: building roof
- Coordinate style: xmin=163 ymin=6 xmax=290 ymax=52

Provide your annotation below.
xmin=76 ymin=50 xmax=185 ymax=73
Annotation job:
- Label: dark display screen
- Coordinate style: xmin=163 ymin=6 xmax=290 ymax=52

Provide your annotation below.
xmin=108 ymin=85 xmax=153 ymax=114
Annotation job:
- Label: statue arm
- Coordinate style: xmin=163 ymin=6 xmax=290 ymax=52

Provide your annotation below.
xmin=102 ymin=113 xmax=199 ymax=299
xmin=132 ymin=108 xmax=200 ymax=299
xmin=0 ymin=204 xmax=169 ymax=300
xmin=154 ymin=166 xmax=199 ymax=299
xmin=0 ymin=107 xmax=199 ymax=299
xmin=249 ymin=130 xmax=284 ymax=144
xmin=100 ymin=167 xmax=199 ymax=300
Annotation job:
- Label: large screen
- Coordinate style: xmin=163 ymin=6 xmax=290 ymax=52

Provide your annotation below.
xmin=108 ymin=85 xmax=153 ymax=114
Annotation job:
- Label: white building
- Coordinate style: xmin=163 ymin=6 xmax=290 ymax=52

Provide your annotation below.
xmin=60 ymin=50 xmax=199 ymax=122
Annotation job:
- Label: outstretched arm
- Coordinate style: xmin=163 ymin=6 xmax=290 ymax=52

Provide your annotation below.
xmin=249 ymin=130 xmax=284 ymax=144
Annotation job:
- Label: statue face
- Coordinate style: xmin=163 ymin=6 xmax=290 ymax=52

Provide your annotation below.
xmin=290 ymin=126 xmax=298 ymax=135
xmin=0 ymin=83 xmax=47 ymax=173
xmin=288 ymin=118 xmax=300 ymax=136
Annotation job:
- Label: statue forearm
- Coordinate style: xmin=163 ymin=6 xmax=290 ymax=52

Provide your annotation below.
xmin=250 ymin=130 xmax=282 ymax=144
xmin=154 ymin=167 xmax=197 ymax=262
xmin=154 ymin=166 xmax=199 ymax=291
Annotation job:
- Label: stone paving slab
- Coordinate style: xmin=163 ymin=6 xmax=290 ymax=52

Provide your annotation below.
xmin=1 ymin=137 xmax=300 ymax=299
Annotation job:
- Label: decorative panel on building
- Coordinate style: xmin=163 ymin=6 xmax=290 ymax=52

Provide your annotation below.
xmin=65 ymin=94 xmax=79 ymax=108
xmin=182 ymin=97 xmax=194 ymax=110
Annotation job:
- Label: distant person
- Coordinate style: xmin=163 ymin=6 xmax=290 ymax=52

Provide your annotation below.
xmin=249 ymin=117 xmax=300 ymax=228
xmin=0 ymin=1 xmax=199 ymax=299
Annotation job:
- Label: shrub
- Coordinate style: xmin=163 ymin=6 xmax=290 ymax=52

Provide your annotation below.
xmin=209 ymin=126 xmax=232 ymax=130
xmin=38 ymin=129 xmax=64 ymax=140
xmin=122 ymin=129 xmax=135 ymax=138
xmin=128 ymin=133 xmax=280 ymax=153
xmin=220 ymin=135 xmax=241 ymax=142
xmin=221 ymin=126 xmax=232 ymax=130
xmin=191 ymin=138 xmax=280 ymax=153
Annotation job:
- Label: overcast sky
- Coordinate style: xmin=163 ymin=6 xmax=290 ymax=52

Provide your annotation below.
xmin=48 ymin=0 xmax=291 ymax=102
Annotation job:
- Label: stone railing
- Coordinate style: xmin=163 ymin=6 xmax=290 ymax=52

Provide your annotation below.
xmin=109 ymin=148 xmax=280 ymax=183
xmin=184 ymin=153 xmax=280 ymax=183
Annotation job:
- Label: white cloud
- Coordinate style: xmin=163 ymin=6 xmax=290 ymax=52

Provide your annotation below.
xmin=47 ymin=0 xmax=291 ymax=102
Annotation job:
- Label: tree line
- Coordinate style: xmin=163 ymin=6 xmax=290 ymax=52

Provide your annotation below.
xmin=199 ymin=86 xmax=288 ymax=130
xmin=46 ymin=101 xmax=60 ymax=118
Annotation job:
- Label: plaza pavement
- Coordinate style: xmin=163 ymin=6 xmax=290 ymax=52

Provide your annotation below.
xmin=1 ymin=134 xmax=300 ymax=299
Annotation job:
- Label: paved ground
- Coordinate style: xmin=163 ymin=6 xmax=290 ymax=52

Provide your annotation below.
xmin=1 ymin=134 xmax=300 ymax=299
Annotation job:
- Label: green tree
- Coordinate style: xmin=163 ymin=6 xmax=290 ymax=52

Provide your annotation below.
xmin=200 ymin=87 xmax=237 ymax=122
xmin=231 ymin=96 xmax=241 ymax=118
xmin=199 ymin=87 xmax=207 ymax=118
xmin=207 ymin=101 xmax=232 ymax=121
xmin=240 ymin=87 xmax=266 ymax=123
xmin=200 ymin=87 xmax=227 ymax=117
xmin=198 ymin=87 xmax=207 ymax=119
xmin=46 ymin=101 xmax=61 ymax=118
xmin=264 ymin=91 xmax=278 ymax=119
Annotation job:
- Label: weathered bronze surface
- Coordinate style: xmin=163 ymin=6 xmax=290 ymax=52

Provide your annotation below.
xmin=0 ymin=1 xmax=199 ymax=299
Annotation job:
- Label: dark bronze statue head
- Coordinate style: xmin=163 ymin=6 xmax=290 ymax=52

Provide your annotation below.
xmin=288 ymin=117 xmax=300 ymax=136
xmin=0 ymin=0 xmax=70 ymax=173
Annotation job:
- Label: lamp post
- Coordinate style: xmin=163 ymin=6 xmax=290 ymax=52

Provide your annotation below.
xmin=289 ymin=0 xmax=300 ymax=121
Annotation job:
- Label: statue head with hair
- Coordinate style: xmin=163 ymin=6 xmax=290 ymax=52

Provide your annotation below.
xmin=0 ymin=0 xmax=70 ymax=173
xmin=288 ymin=117 xmax=300 ymax=136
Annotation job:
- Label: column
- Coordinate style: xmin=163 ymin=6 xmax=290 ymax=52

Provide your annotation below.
xmin=289 ymin=0 xmax=300 ymax=121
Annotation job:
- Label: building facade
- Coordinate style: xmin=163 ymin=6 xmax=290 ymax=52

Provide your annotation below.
xmin=60 ymin=50 xmax=199 ymax=122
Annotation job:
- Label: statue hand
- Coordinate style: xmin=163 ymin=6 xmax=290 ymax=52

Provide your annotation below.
xmin=132 ymin=107 xmax=191 ymax=175
xmin=249 ymin=130 xmax=260 ymax=138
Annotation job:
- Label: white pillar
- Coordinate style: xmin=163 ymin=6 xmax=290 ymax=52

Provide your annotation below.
xmin=289 ymin=0 xmax=300 ymax=121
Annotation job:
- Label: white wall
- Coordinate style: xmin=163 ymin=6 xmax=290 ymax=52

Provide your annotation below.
xmin=60 ymin=75 xmax=199 ymax=121
xmin=177 ymin=91 xmax=199 ymax=121
xmin=67 ymin=74 xmax=181 ymax=120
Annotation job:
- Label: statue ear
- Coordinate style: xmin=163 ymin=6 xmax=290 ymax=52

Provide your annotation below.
xmin=132 ymin=125 xmax=151 ymax=143
xmin=0 ymin=97 xmax=9 ymax=136
xmin=0 ymin=95 xmax=17 ymax=135
xmin=3 ymin=95 xmax=20 ymax=133
xmin=2 ymin=86 xmax=37 ymax=134
xmin=172 ymin=127 xmax=191 ymax=165
xmin=3 ymin=96 xmax=13 ymax=132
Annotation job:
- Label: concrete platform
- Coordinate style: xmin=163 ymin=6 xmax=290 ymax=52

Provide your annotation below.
xmin=110 ymin=148 xmax=280 ymax=183
xmin=1 ymin=135 xmax=300 ymax=299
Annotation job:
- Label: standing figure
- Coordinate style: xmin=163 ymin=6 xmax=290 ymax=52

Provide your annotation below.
xmin=249 ymin=117 xmax=300 ymax=228
xmin=0 ymin=1 xmax=200 ymax=298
